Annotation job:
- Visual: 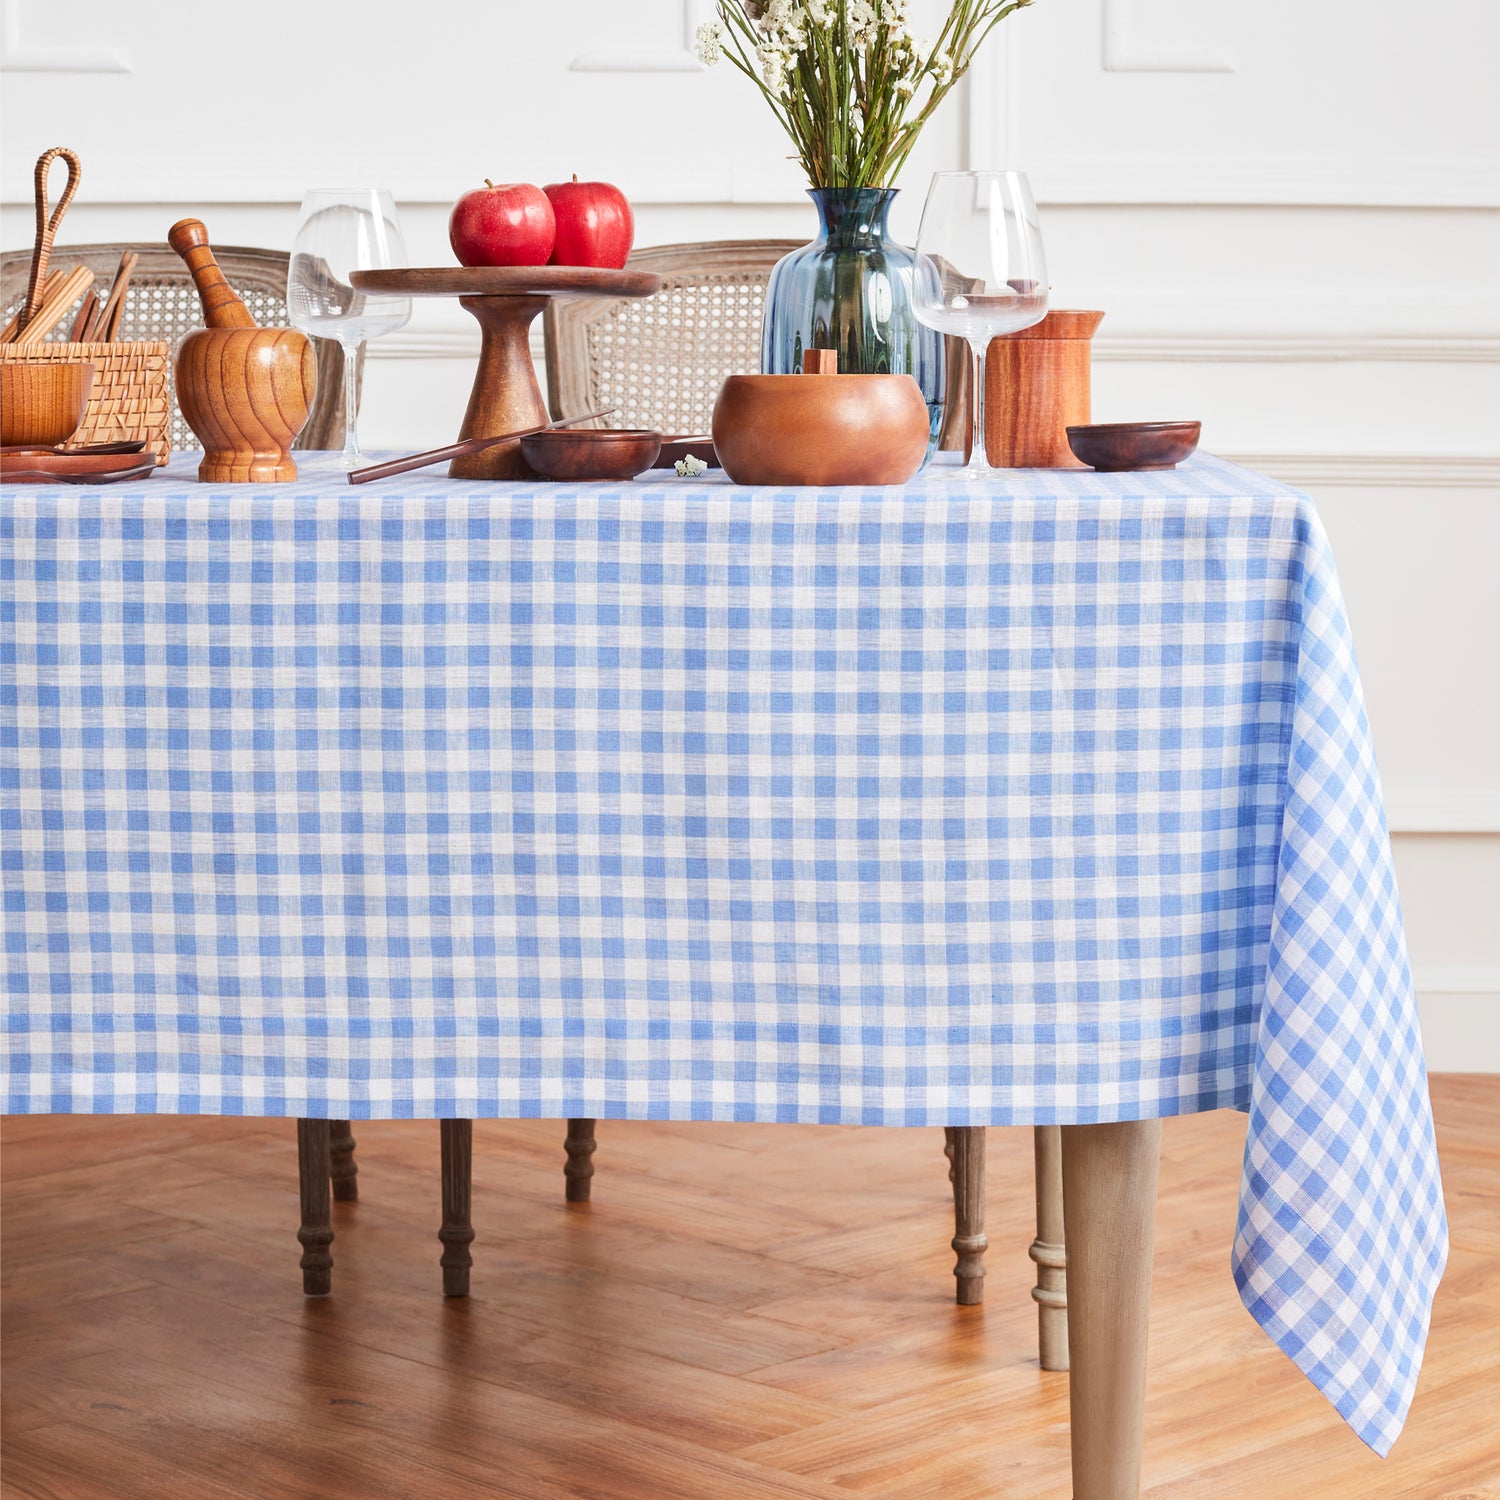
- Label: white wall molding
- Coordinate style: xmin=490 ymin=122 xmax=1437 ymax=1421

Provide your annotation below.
xmin=1097 ymin=331 xmax=1500 ymax=365
xmin=0 ymin=165 xmax=811 ymax=208
xmin=1101 ymin=0 xmax=1235 ymax=73
xmin=1227 ymin=454 xmax=1500 ymax=490
xmin=571 ymin=0 xmax=712 ymax=72
xmin=1026 ymin=157 xmax=1500 ymax=208
xmin=1383 ymin=790 xmax=1500 ymax=834
xmin=1415 ymin=966 xmax=1500 ymax=995
xmin=372 ymin=328 xmax=1500 ymax=372
xmin=0 ymin=0 xmax=132 ymax=72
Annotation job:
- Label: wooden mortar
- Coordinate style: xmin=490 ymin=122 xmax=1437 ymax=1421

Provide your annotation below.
xmin=168 ymin=218 xmax=316 ymax=482
xmin=984 ymin=310 xmax=1105 ymax=468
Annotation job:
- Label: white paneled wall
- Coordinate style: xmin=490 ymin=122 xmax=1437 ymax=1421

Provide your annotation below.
xmin=4 ymin=0 xmax=1496 ymax=1065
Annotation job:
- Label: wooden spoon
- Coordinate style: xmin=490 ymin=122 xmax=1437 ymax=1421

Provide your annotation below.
xmin=348 ymin=407 xmax=616 ymax=485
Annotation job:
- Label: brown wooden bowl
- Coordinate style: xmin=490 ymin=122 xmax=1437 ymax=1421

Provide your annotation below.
xmin=1065 ymin=420 xmax=1201 ymax=472
xmin=520 ymin=427 xmax=663 ymax=481
xmin=712 ymin=374 xmax=930 ymax=487
xmin=0 ymin=361 xmax=94 ymax=447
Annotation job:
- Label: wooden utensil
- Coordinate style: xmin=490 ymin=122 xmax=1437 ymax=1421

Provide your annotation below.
xmin=712 ymin=369 xmax=930 ymax=487
xmin=69 ymin=291 xmax=99 ymax=342
xmin=1065 ymin=420 xmax=1201 ymax=472
xmin=0 ymin=360 xmax=94 ymax=446
xmin=1 ymin=272 xmax=57 ymax=344
xmin=1 ymin=439 xmax=145 ymax=457
xmin=984 ymin=310 xmax=1104 ymax=468
xmin=168 ymin=218 xmax=316 ymax=482
xmin=347 ymin=407 xmax=617 ymax=485
xmin=94 ymin=250 xmax=139 ymax=343
xmin=16 ymin=147 xmax=82 ymax=340
xmin=0 ymin=457 xmax=159 ymax=485
xmin=519 ymin=427 xmax=662 ymax=482
xmin=11 ymin=265 xmax=96 ymax=348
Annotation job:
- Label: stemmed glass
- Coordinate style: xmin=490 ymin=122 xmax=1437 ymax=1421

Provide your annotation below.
xmin=912 ymin=171 xmax=1048 ymax=479
xmin=286 ymin=189 xmax=411 ymax=469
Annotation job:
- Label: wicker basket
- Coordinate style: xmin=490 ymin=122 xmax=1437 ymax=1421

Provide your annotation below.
xmin=0 ymin=340 xmax=172 ymax=463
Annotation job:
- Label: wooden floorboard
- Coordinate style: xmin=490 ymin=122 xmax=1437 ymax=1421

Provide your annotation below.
xmin=3 ymin=1077 xmax=1497 ymax=1499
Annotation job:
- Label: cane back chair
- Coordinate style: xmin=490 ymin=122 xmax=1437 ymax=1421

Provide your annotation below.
xmin=0 ymin=242 xmax=359 ymax=455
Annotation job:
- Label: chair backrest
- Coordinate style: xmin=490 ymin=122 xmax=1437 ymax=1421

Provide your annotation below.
xmin=544 ymin=239 xmax=972 ymax=449
xmin=0 ymin=242 xmax=354 ymax=452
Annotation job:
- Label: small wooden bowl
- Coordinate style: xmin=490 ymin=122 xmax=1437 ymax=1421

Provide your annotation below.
xmin=0 ymin=361 xmax=94 ymax=447
xmin=520 ymin=427 xmax=663 ymax=481
xmin=1066 ymin=420 xmax=1201 ymax=472
xmin=712 ymin=374 xmax=930 ymax=487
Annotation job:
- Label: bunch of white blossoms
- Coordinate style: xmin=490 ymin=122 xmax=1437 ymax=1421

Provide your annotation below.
xmin=698 ymin=0 xmax=947 ymax=99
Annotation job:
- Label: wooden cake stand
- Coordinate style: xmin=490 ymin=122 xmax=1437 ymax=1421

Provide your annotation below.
xmin=351 ymin=266 xmax=661 ymax=479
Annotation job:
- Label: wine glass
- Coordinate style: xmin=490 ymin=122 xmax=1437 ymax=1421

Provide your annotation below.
xmin=912 ymin=171 xmax=1048 ymax=480
xmin=286 ymin=189 xmax=411 ymax=469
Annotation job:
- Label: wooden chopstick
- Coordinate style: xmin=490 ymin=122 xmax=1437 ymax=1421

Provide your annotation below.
xmin=94 ymin=250 xmax=138 ymax=343
xmin=11 ymin=264 xmax=95 ymax=347
xmin=0 ymin=271 xmax=59 ymax=343
xmin=69 ymin=290 xmax=99 ymax=342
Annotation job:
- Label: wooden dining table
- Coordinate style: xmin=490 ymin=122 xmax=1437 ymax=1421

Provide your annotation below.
xmin=0 ymin=451 xmax=1448 ymax=1497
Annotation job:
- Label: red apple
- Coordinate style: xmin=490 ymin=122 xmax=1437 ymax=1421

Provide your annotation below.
xmin=449 ymin=180 xmax=555 ymax=267
xmin=544 ymin=175 xmax=634 ymax=269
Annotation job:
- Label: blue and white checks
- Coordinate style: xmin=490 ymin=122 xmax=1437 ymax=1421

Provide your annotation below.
xmin=1 ymin=452 xmax=1445 ymax=1452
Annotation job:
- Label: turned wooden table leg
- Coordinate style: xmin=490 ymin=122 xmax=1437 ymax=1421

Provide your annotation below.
xmin=1031 ymin=1123 xmax=1068 ymax=1370
xmin=329 ymin=1119 xmax=358 ymax=1203
xmin=439 ymin=1118 xmax=474 ymax=1298
xmin=947 ymin=1125 xmax=987 ymax=1305
xmin=565 ymin=1118 xmax=597 ymax=1203
xmin=1061 ymin=1119 xmax=1161 ymax=1500
xmin=296 ymin=1119 xmax=333 ymax=1297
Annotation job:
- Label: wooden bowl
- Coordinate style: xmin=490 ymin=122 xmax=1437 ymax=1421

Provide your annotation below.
xmin=1065 ymin=420 xmax=1201 ymax=472
xmin=0 ymin=362 xmax=94 ymax=447
xmin=712 ymin=374 xmax=931 ymax=487
xmin=520 ymin=428 xmax=663 ymax=481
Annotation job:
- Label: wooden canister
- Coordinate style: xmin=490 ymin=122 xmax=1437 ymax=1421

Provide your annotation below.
xmin=984 ymin=309 xmax=1104 ymax=468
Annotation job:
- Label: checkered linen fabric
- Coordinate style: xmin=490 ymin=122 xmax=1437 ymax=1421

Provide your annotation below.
xmin=2 ymin=453 xmax=1445 ymax=1451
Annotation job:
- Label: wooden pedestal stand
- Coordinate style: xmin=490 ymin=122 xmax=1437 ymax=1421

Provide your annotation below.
xmin=351 ymin=266 xmax=660 ymax=479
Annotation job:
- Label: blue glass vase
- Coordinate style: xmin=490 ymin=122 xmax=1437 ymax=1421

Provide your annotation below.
xmin=760 ymin=187 xmax=946 ymax=442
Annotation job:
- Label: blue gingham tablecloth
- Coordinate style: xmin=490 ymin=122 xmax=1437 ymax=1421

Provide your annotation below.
xmin=1 ymin=452 xmax=1445 ymax=1451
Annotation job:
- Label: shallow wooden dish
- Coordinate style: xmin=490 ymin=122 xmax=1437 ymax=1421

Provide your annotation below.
xmin=0 ymin=361 xmax=94 ymax=447
xmin=1066 ymin=420 xmax=1201 ymax=472
xmin=712 ymin=374 xmax=930 ymax=487
xmin=520 ymin=427 xmax=663 ymax=481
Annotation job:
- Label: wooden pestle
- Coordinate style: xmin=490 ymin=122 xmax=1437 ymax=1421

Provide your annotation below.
xmin=168 ymin=219 xmax=256 ymax=328
xmin=168 ymin=217 xmax=316 ymax=482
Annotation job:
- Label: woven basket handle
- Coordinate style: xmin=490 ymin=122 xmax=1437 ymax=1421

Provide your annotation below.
xmin=19 ymin=147 xmax=83 ymax=333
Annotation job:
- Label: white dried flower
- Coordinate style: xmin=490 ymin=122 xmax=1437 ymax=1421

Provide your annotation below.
xmin=695 ymin=19 xmax=726 ymax=65
xmin=674 ymin=454 xmax=708 ymax=477
xmin=929 ymin=51 xmax=954 ymax=84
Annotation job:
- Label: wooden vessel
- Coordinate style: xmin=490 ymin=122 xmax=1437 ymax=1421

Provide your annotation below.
xmin=984 ymin=310 xmax=1104 ymax=468
xmin=168 ymin=218 xmax=315 ymax=482
xmin=711 ymin=369 xmax=930 ymax=487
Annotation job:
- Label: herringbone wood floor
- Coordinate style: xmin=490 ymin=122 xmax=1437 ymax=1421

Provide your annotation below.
xmin=2 ymin=1076 xmax=1496 ymax=1499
